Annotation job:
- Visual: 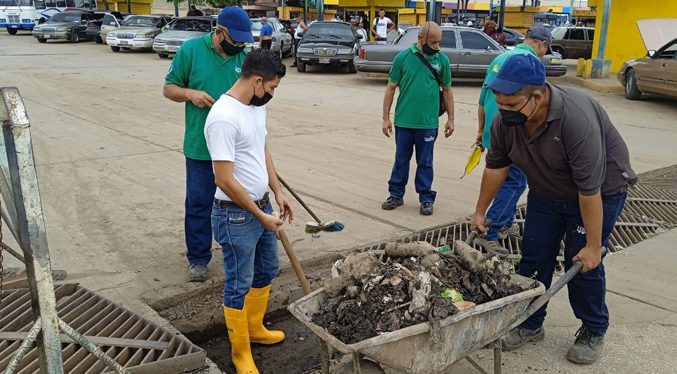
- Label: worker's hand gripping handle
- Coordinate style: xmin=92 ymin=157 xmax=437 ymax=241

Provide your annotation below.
xmin=465 ymin=219 xmax=493 ymax=245
xmin=512 ymin=246 xmax=609 ymax=329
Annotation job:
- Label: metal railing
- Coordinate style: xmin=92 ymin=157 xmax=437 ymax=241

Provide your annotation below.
xmin=0 ymin=85 xmax=131 ymax=374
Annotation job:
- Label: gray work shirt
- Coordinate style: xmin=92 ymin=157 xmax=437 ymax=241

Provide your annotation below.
xmin=486 ymin=83 xmax=637 ymax=202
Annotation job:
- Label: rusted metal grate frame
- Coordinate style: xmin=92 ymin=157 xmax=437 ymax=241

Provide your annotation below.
xmin=0 ymin=284 xmax=206 ymax=374
xmin=358 ymin=175 xmax=677 ymax=261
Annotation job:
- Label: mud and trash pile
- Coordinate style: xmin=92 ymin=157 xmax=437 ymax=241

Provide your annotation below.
xmin=312 ymin=240 xmax=528 ymax=344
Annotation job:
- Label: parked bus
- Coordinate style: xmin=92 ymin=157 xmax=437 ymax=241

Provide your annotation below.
xmin=1 ymin=0 xmax=96 ymax=34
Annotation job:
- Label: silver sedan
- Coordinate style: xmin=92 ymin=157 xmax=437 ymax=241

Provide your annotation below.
xmin=355 ymin=26 xmax=567 ymax=78
xmin=153 ymin=16 xmax=216 ymax=58
xmin=247 ymin=17 xmax=293 ymax=59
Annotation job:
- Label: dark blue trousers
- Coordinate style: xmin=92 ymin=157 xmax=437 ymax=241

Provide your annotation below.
xmin=485 ymin=164 xmax=528 ymax=241
xmin=185 ymin=157 xmax=217 ymax=266
xmin=387 ymin=126 xmax=438 ymax=204
xmin=519 ymin=191 xmax=627 ymax=336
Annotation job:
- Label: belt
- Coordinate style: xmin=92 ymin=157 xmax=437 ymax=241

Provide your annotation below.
xmin=214 ymin=194 xmax=270 ymax=209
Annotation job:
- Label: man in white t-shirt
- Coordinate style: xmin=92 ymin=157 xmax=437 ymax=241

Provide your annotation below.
xmin=204 ymin=49 xmax=293 ymax=374
xmin=371 ymin=9 xmax=395 ymax=41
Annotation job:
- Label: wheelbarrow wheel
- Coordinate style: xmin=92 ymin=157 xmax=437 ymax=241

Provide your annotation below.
xmin=335 ymin=358 xmax=385 ymax=374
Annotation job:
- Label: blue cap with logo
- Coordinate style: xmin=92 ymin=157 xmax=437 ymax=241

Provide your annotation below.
xmin=217 ymin=6 xmax=254 ymax=44
xmin=486 ymin=53 xmax=546 ymax=95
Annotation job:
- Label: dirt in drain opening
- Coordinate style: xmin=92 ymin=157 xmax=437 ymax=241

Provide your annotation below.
xmin=200 ymin=311 xmax=322 ymax=374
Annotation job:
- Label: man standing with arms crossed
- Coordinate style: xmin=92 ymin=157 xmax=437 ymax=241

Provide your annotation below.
xmin=381 ymin=22 xmax=455 ymax=216
xmin=371 ymin=9 xmax=395 ymax=42
xmin=205 ymin=49 xmax=293 ymax=374
xmin=259 ymin=17 xmax=273 ymax=50
xmin=163 ymin=6 xmax=253 ymax=282
xmin=474 ymin=27 xmax=552 ymax=257
xmin=472 ymin=53 xmax=636 ymax=364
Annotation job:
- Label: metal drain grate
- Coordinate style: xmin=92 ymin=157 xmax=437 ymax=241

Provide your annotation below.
xmin=359 ymin=165 xmax=677 ymax=259
xmin=0 ymin=284 xmax=206 ymax=374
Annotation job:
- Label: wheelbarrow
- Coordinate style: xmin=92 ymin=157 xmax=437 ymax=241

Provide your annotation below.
xmin=288 ymin=227 xmax=603 ymax=374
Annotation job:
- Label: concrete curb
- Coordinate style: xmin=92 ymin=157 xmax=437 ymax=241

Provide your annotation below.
xmin=550 ymin=75 xmax=625 ymax=94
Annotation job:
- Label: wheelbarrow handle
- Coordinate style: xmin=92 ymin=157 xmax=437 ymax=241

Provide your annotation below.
xmin=465 ymin=219 xmax=493 ymax=245
xmin=513 ymin=246 xmax=608 ymax=328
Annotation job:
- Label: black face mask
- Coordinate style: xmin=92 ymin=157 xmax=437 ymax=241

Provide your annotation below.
xmin=251 ymin=80 xmax=273 ymax=106
xmin=219 ymin=30 xmax=245 ymax=56
xmin=422 ymin=43 xmax=440 ymax=55
xmin=499 ymin=95 xmax=536 ymax=127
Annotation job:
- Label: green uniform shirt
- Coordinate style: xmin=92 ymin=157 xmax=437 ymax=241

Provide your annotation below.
xmin=389 ymin=44 xmax=452 ymax=129
xmin=165 ymin=32 xmax=247 ymax=161
xmin=478 ymin=44 xmax=537 ymax=149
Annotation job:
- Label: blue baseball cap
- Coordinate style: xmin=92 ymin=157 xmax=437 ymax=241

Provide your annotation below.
xmin=486 ymin=53 xmax=546 ymax=95
xmin=217 ymin=6 xmax=254 ymax=44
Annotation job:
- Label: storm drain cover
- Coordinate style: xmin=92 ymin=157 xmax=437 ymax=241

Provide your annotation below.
xmin=359 ymin=165 xmax=677 ymax=258
xmin=0 ymin=284 xmax=206 ymax=374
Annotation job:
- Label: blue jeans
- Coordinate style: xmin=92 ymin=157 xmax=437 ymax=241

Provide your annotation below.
xmin=211 ymin=201 xmax=279 ymax=310
xmin=388 ymin=126 xmax=438 ymax=204
xmin=293 ymin=38 xmax=300 ymax=65
xmin=185 ymin=157 xmax=217 ymax=266
xmin=519 ymin=191 xmax=627 ymax=336
xmin=485 ymin=164 xmax=528 ymax=241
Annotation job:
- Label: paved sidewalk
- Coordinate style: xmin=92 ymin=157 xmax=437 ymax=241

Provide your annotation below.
xmin=549 ymin=59 xmax=624 ymax=93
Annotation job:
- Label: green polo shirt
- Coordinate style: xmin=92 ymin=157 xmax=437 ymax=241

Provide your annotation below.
xmin=165 ymin=32 xmax=247 ymax=161
xmin=478 ymin=43 xmax=537 ymax=149
xmin=389 ymin=44 xmax=452 ymax=129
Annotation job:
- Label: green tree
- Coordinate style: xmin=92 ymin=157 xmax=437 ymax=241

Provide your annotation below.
xmin=284 ymin=0 xmax=314 ymax=9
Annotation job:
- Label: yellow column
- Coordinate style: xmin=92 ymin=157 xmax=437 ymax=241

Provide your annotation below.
xmin=576 ymin=58 xmax=585 ymax=77
xmin=583 ymin=59 xmax=593 ymax=80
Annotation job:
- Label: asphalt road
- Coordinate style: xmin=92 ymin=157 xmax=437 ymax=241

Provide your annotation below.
xmin=1 ymin=30 xmax=677 ymax=374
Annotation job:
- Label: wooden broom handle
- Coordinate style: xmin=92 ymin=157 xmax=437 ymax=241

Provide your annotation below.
xmin=276 ymin=173 xmax=323 ymax=224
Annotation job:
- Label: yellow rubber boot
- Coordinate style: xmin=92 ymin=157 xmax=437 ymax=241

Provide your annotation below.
xmin=244 ymin=286 xmax=285 ymax=344
xmin=223 ymin=306 xmax=260 ymax=374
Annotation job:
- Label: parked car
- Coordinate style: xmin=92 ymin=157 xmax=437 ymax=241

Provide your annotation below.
xmin=246 ymin=17 xmax=293 ymax=59
xmin=549 ymin=26 xmax=595 ymax=59
xmin=296 ymin=21 xmax=363 ymax=73
xmin=100 ymin=12 xmax=128 ymax=42
xmin=502 ymin=27 xmax=525 ymax=46
xmin=86 ymin=11 xmax=126 ymax=44
xmin=355 ymin=26 xmax=567 ymax=77
xmin=153 ymin=16 xmax=215 ymax=58
xmin=618 ymin=37 xmax=677 ymax=100
xmin=32 ymin=10 xmax=94 ymax=43
xmin=106 ymin=15 xmax=173 ymax=52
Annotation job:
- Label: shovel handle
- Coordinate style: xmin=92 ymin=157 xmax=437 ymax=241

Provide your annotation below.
xmin=513 ymin=246 xmax=608 ymax=328
xmin=279 ymin=228 xmax=313 ymax=295
xmin=273 ymin=212 xmax=312 ymax=295
xmin=465 ymin=219 xmax=493 ymax=245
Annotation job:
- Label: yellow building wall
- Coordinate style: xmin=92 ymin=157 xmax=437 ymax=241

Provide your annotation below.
xmin=109 ymin=0 xmax=152 ymax=14
xmin=277 ymin=7 xmax=337 ymax=21
xmin=592 ymin=0 xmax=677 ymax=73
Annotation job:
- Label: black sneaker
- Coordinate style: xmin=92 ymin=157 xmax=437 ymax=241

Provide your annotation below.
xmin=501 ymin=326 xmax=545 ymax=351
xmin=188 ymin=264 xmax=208 ymax=282
xmin=381 ymin=196 xmax=404 ymax=210
xmin=566 ymin=325 xmax=604 ymax=364
xmin=420 ymin=202 xmax=433 ymax=216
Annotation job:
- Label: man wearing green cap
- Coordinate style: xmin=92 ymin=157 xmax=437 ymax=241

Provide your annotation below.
xmin=163 ymin=6 xmax=253 ymax=282
xmin=474 ymin=27 xmax=552 ymax=257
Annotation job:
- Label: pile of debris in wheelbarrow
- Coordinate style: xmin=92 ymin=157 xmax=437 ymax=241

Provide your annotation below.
xmin=313 ymin=239 xmax=530 ymax=344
